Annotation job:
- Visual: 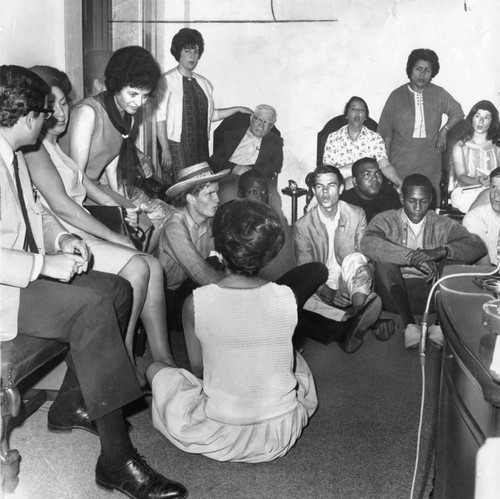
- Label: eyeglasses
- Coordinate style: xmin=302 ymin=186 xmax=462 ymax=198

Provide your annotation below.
xmin=253 ymin=115 xmax=275 ymax=128
xmin=30 ymin=107 xmax=55 ymax=120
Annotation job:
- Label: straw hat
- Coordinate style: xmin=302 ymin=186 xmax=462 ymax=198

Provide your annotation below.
xmin=165 ymin=162 xmax=230 ymax=198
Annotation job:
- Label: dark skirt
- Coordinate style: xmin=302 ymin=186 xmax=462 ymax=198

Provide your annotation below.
xmin=170 ymin=76 xmax=210 ymax=181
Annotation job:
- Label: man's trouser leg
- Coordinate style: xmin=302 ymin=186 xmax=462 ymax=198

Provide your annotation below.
xmin=17 ymin=270 xmax=142 ymax=420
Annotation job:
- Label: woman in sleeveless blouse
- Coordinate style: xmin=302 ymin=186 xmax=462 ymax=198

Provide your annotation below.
xmin=450 ymin=100 xmax=500 ymax=213
xmin=156 ymin=28 xmax=251 ymax=182
xmin=67 ymin=46 xmax=172 ymax=253
xmin=147 ymin=199 xmax=318 ymax=463
xmin=25 ymin=65 xmax=176 ymax=385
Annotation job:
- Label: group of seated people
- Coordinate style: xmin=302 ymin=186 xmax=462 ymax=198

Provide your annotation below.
xmin=2 ymin=39 xmax=499 ymax=499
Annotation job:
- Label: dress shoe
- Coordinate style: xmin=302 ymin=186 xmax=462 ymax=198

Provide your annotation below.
xmin=340 ymin=293 xmax=382 ymax=353
xmin=96 ymin=452 xmax=188 ymax=499
xmin=371 ymin=319 xmax=396 ymax=341
xmin=48 ymin=405 xmax=132 ymax=436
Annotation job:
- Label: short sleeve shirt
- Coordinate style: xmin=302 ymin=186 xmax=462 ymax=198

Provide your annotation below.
xmin=323 ymin=125 xmax=388 ymax=167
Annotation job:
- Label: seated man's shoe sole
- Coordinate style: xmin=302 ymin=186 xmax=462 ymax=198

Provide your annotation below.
xmin=341 ymin=294 xmax=382 ymax=354
xmin=371 ymin=319 xmax=396 ymax=342
xmin=48 ymin=407 xmax=132 ymax=436
xmin=96 ymin=452 xmax=188 ymax=499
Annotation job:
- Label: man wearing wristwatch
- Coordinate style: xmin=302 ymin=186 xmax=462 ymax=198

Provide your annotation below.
xmin=360 ymin=173 xmax=487 ymax=349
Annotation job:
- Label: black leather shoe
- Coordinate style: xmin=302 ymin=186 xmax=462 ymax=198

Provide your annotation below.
xmin=371 ymin=318 xmax=396 ymax=341
xmin=340 ymin=294 xmax=382 ymax=354
xmin=48 ymin=406 xmax=132 ymax=436
xmin=96 ymin=452 xmax=188 ymax=499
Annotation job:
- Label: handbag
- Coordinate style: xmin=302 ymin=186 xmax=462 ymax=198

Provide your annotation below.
xmin=134 ymin=173 xmax=171 ymax=202
xmin=85 ymin=205 xmax=153 ymax=252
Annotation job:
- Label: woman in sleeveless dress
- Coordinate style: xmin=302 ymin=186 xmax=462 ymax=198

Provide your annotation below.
xmin=147 ymin=199 xmax=318 ymax=463
xmin=450 ymin=100 xmax=500 ymax=213
xmin=25 ymin=65 xmax=176 ymax=385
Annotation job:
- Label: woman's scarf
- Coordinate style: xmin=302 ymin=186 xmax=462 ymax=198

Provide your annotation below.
xmin=94 ymin=91 xmax=142 ymax=194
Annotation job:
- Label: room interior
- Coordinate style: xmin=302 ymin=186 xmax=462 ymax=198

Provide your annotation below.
xmin=1 ymin=1 xmax=500 ymax=498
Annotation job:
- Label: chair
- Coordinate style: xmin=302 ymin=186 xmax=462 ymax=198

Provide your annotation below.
xmin=1 ymin=335 xmax=68 ymax=492
xmin=212 ymin=112 xmax=281 ymax=152
xmin=317 ymin=115 xmax=378 ymax=166
xmin=439 ymin=119 xmax=467 ymax=220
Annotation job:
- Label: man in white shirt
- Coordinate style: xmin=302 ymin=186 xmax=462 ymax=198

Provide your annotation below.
xmin=463 ymin=167 xmax=500 ymax=266
xmin=293 ymin=165 xmax=386 ymax=353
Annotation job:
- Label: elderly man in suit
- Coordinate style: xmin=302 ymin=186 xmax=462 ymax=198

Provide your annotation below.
xmin=0 ymin=65 xmax=187 ymax=499
xmin=209 ymin=104 xmax=283 ymax=209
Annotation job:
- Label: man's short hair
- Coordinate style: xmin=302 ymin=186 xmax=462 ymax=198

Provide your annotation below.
xmin=0 ymin=65 xmax=50 ymax=127
xmin=307 ymin=164 xmax=345 ymax=188
xmin=490 ymin=167 xmax=500 ymax=181
xmin=238 ymin=169 xmax=267 ymax=191
xmin=254 ymin=104 xmax=277 ymax=121
xmin=352 ymin=157 xmax=378 ymax=178
xmin=401 ymin=174 xmax=433 ymax=198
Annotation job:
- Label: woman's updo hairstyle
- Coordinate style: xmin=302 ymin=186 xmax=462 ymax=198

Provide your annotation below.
xmin=170 ymin=28 xmax=205 ymax=61
xmin=405 ymin=48 xmax=440 ymax=79
xmin=212 ymin=199 xmax=284 ymax=277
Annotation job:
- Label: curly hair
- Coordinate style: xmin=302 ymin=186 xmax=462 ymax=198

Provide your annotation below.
xmin=29 ymin=65 xmax=72 ymax=101
xmin=460 ymin=100 xmax=500 ymax=146
xmin=170 ymin=28 xmax=205 ymax=61
xmin=406 ymin=48 xmax=440 ymax=79
xmin=343 ymin=96 xmax=370 ymax=119
xmin=306 ymin=164 xmax=345 ymax=189
xmin=104 ymin=46 xmax=161 ymax=94
xmin=0 ymin=65 xmax=50 ymax=127
xmin=212 ymin=199 xmax=284 ymax=277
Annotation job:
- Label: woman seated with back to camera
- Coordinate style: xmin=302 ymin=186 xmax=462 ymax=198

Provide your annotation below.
xmin=147 ymin=199 xmax=318 ymax=463
xmin=23 ymin=65 xmax=175 ymax=386
xmin=450 ymin=100 xmax=500 ymax=213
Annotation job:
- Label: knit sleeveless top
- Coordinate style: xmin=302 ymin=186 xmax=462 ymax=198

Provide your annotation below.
xmin=193 ymin=282 xmax=298 ymax=424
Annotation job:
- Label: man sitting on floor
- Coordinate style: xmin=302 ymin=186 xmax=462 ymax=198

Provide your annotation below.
xmin=361 ymin=173 xmax=487 ymax=349
xmin=159 ymin=162 xmax=328 ymax=330
xmin=158 ymin=162 xmax=228 ymax=329
xmin=340 ymin=157 xmax=401 ymax=222
xmin=293 ymin=164 xmax=389 ymax=353
xmin=463 ymin=167 xmax=500 ymax=266
xmin=0 ymin=65 xmax=187 ymax=499
xmin=209 ymin=104 xmax=283 ymax=209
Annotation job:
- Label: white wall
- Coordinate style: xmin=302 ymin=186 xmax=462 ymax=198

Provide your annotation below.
xmin=0 ymin=0 xmax=66 ymax=68
xmin=0 ymin=0 xmax=83 ymax=99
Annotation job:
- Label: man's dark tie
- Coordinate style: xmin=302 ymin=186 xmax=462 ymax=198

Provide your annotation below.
xmin=12 ymin=153 xmax=38 ymax=253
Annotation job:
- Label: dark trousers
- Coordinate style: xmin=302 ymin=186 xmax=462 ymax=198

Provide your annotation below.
xmin=373 ymin=261 xmax=434 ymax=325
xmin=18 ymin=270 xmax=142 ymax=420
xmin=167 ymin=261 xmax=328 ymax=331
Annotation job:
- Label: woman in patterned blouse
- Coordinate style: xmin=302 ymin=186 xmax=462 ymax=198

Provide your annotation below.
xmin=323 ymin=96 xmax=402 ymax=189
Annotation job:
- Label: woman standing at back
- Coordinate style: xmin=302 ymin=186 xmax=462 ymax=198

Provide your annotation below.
xmin=378 ymin=48 xmax=464 ymax=205
xmin=156 ymin=28 xmax=251 ymax=182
